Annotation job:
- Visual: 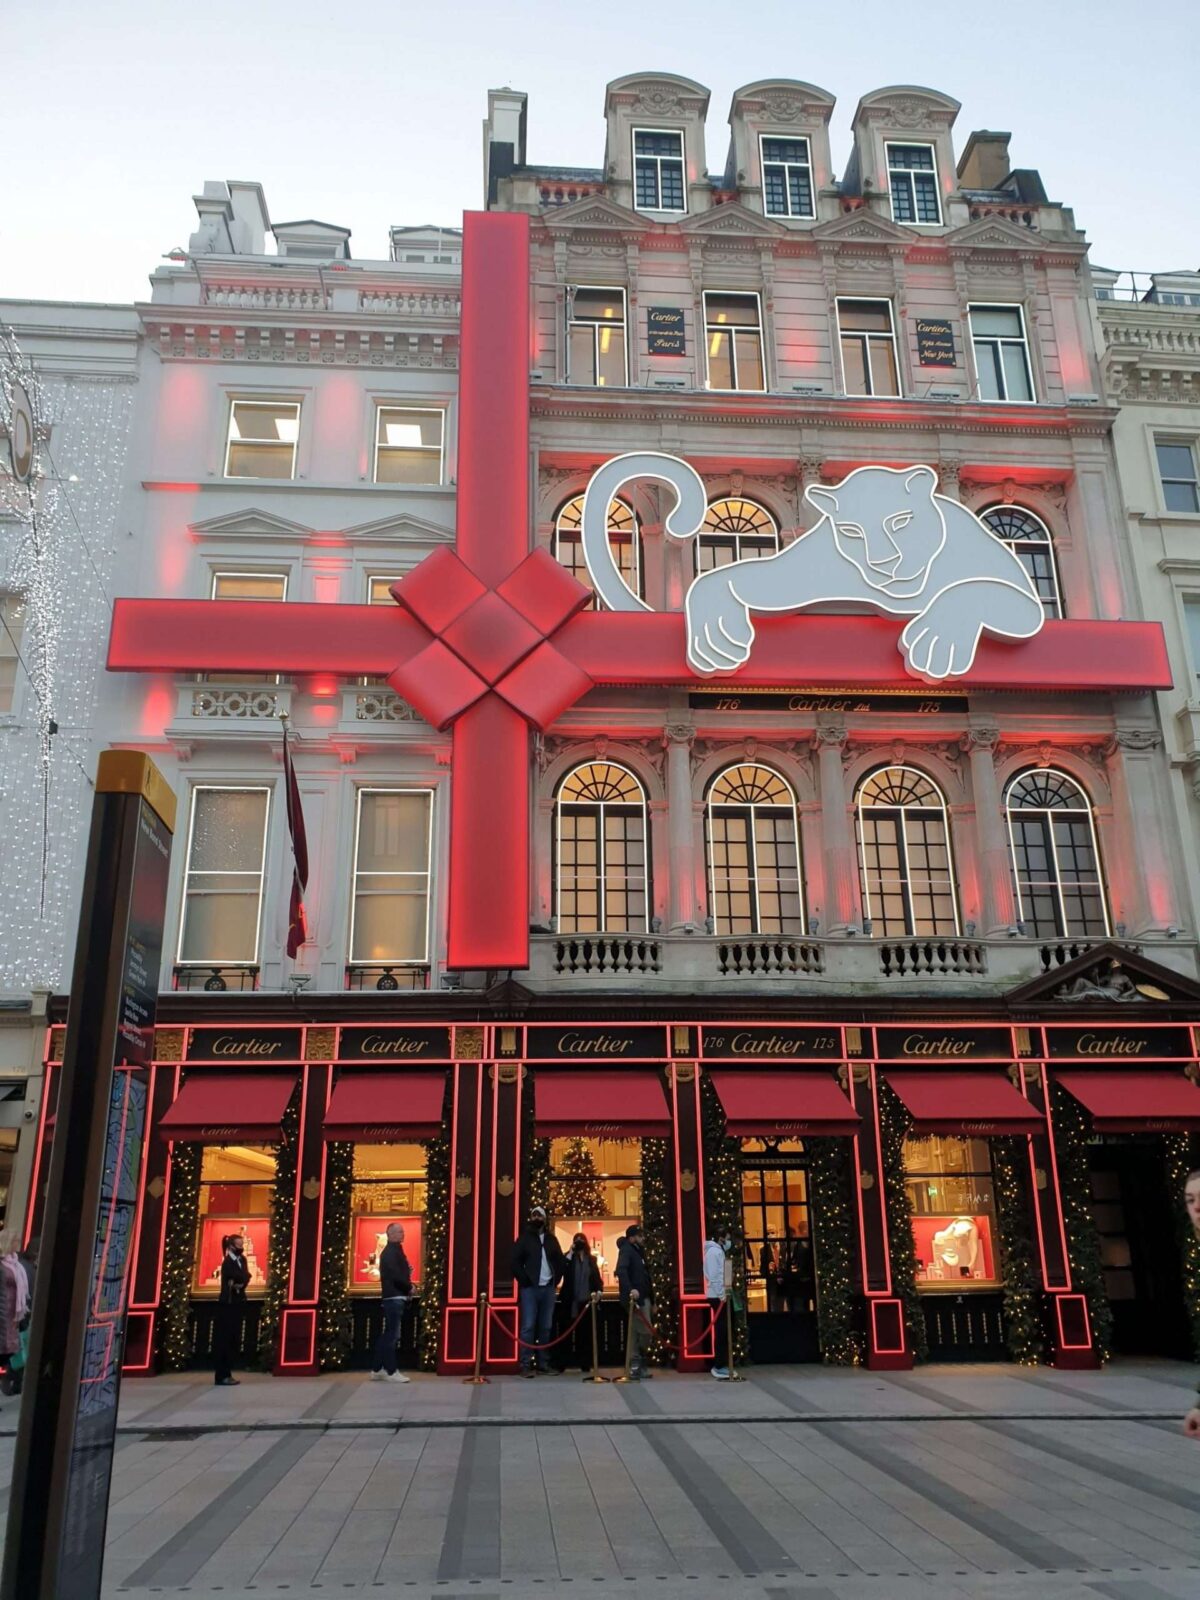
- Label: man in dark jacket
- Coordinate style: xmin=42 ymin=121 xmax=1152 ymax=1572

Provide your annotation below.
xmin=511 ymin=1204 xmax=565 ymax=1375
xmin=370 ymin=1223 xmax=413 ymax=1383
xmin=615 ymin=1223 xmax=655 ymax=1379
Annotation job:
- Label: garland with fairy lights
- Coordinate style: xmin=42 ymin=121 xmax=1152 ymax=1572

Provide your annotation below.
xmin=698 ymin=1072 xmax=749 ymax=1365
xmin=875 ymin=1081 xmax=928 ymax=1362
xmin=1163 ymin=1134 xmax=1200 ymax=1360
xmin=1048 ymin=1082 xmax=1112 ymax=1362
xmin=317 ymin=1141 xmax=354 ymax=1370
xmin=157 ymin=1142 xmax=201 ymax=1371
xmin=806 ymin=1135 xmax=862 ymax=1366
xmin=417 ymin=1090 xmax=452 ymax=1371
xmin=640 ymin=1132 xmax=679 ymax=1363
xmin=255 ymin=1098 xmax=299 ymax=1369
xmin=991 ymin=1136 xmax=1045 ymax=1366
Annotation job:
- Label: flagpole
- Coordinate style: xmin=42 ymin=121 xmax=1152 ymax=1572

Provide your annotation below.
xmin=280 ymin=711 xmax=310 ymax=963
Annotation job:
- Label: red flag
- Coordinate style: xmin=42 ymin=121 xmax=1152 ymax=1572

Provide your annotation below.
xmin=282 ymin=718 xmax=309 ymax=958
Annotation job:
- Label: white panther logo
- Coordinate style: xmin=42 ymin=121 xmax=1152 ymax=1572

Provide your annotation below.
xmin=579 ymin=453 xmax=1045 ymax=681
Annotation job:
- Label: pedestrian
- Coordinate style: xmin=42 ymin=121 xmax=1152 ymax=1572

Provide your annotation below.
xmin=615 ymin=1222 xmax=655 ymax=1379
xmin=0 ymin=1232 xmax=29 ymax=1396
xmin=511 ymin=1203 xmax=565 ymax=1376
xmin=556 ymin=1232 xmax=602 ymax=1373
xmin=1183 ymin=1171 xmax=1200 ymax=1437
xmin=370 ymin=1222 xmax=413 ymax=1383
xmin=213 ymin=1232 xmax=250 ymax=1387
xmin=783 ymin=1224 xmax=813 ymax=1314
xmin=703 ymin=1231 xmax=731 ymax=1380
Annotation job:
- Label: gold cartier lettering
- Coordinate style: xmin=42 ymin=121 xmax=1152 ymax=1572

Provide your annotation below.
xmin=901 ymin=1034 xmax=972 ymax=1056
xmin=1076 ymin=1033 xmax=1148 ymax=1055
xmin=360 ymin=1034 xmax=429 ymax=1056
xmin=731 ymin=1032 xmax=802 ymax=1056
xmin=556 ymin=1032 xmax=631 ymax=1054
xmin=211 ymin=1036 xmax=283 ymax=1057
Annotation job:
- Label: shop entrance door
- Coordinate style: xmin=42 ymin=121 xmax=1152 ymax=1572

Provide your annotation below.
xmin=739 ymin=1144 xmax=820 ymax=1362
xmin=1089 ymin=1141 xmax=1189 ymax=1358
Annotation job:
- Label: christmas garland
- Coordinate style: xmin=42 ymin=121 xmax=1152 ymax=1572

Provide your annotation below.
xmin=698 ymin=1072 xmax=748 ymax=1365
xmin=255 ymin=1096 xmax=299 ymax=1369
xmin=317 ymin=1142 xmax=354 ymax=1370
xmin=157 ymin=1141 xmax=201 ymax=1371
xmin=875 ymin=1080 xmax=928 ymax=1361
xmin=418 ymin=1092 xmax=452 ymax=1371
xmin=640 ymin=1133 xmax=678 ymax=1363
xmin=1164 ymin=1135 xmax=1200 ymax=1360
xmin=806 ymin=1135 xmax=862 ymax=1365
xmin=1048 ymin=1083 xmax=1112 ymax=1362
xmin=991 ymin=1136 xmax=1045 ymax=1365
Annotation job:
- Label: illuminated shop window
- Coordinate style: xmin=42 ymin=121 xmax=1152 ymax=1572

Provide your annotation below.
xmin=969 ymin=305 xmax=1034 ymax=403
xmin=349 ymin=1143 xmax=428 ymax=1293
xmin=886 ymin=143 xmax=942 ymax=225
xmin=980 ymin=506 xmax=1062 ymax=618
xmin=0 ymin=1128 xmax=17 ymax=1224
xmin=703 ymin=293 xmax=765 ymax=392
xmin=633 ymin=129 xmax=686 ymax=213
xmin=567 ymin=288 xmax=627 ymax=387
xmin=904 ymin=1134 xmax=1000 ymax=1290
xmin=350 ymin=789 xmax=433 ymax=965
xmin=705 ymin=764 xmax=804 ymax=936
xmin=760 ymin=136 xmax=814 ymax=219
xmin=837 ymin=299 xmax=901 ymax=397
xmin=374 ymin=407 xmax=444 ymax=485
xmin=696 ymin=497 xmax=779 ymax=574
xmin=1156 ymin=439 xmax=1200 ymax=513
xmin=554 ymin=762 xmax=648 ymax=935
xmin=224 ymin=399 xmax=300 ymax=480
xmin=1005 ymin=768 xmax=1109 ymax=938
xmin=202 ymin=570 xmax=287 ymax=686
xmin=856 ymin=766 xmax=958 ymax=937
xmin=548 ymin=1135 xmax=642 ymax=1292
xmin=0 ymin=595 xmax=24 ymax=714
xmin=193 ymin=1144 xmax=276 ymax=1296
xmin=178 ymin=787 xmax=271 ymax=967
xmin=553 ymin=495 xmax=641 ymax=608
xmin=739 ymin=1140 xmax=813 ymax=1315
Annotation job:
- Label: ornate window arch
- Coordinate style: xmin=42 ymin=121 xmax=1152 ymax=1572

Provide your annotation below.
xmin=553 ymin=494 xmax=642 ymax=608
xmin=696 ymin=497 xmax=779 ymax=575
xmin=705 ymin=763 xmax=804 ymax=935
xmin=554 ymin=762 xmax=649 ymax=934
xmin=1004 ymin=768 xmax=1109 ymax=937
xmin=856 ymin=766 xmax=959 ymax=937
xmin=980 ymin=505 xmax=1063 ymax=619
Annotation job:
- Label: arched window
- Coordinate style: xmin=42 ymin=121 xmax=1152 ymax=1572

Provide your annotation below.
xmin=554 ymin=762 xmax=648 ymax=934
xmin=697 ymin=498 xmax=779 ymax=574
xmin=553 ymin=495 xmax=642 ymax=608
xmin=856 ymin=766 xmax=958 ymax=937
xmin=1005 ymin=768 xmax=1109 ymax=937
xmin=705 ymin=764 xmax=804 ymax=935
xmin=980 ymin=505 xmax=1063 ymax=619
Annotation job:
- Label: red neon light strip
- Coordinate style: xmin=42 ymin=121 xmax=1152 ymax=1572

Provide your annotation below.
xmin=24 ymin=1057 xmax=57 ymax=1250
xmin=1032 ymin=1061 xmax=1074 ymax=1293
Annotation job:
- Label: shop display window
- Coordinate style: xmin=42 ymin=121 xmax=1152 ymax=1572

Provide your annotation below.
xmin=0 ymin=1128 xmax=17 ymax=1226
xmin=548 ymin=1136 xmax=641 ymax=1291
xmin=349 ymin=1143 xmax=428 ymax=1292
xmin=738 ymin=1140 xmax=814 ymax=1313
xmin=193 ymin=1144 xmax=276 ymax=1295
xmin=904 ymin=1134 xmax=1001 ymax=1290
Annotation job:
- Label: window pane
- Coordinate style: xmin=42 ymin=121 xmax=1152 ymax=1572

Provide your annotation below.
xmin=971 ymin=306 xmax=1024 ymax=339
xmin=838 ymin=301 xmax=891 ymax=333
xmin=179 ymin=886 xmax=262 ymax=963
xmin=868 ymin=339 xmax=899 ymax=396
xmin=734 ymin=330 xmax=765 ymax=391
xmin=659 ymin=161 xmax=685 ymax=211
xmin=357 ymin=792 xmax=431 ymax=874
xmin=230 ymin=402 xmax=298 ymax=442
xmin=1186 ymin=601 xmax=1200 ymax=672
xmin=596 ymin=336 xmax=625 ymax=387
xmin=1156 ymin=442 xmax=1197 ymax=482
xmin=377 ymin=409 xmax=442 ymax=449
xmin=913 ymin=173 xmax=941 ymax=223
xmin=787 ymin=168 xmax=813 ymax=217
xmin=708 ymin=329 xmax=734 ymax=389
xmin=764 ymin=168 xmax=788 ymax=215
xmin=706 ymin=294 xmax=760 ymax=328
xmin=890 ymin=176 xmax=915 ymax=223
xmin=1001 ymin=342 xmax=1033 ymax=401
xmin=226 ymin=441 xmax=294 ymax=479
xmin=762 ymin=138 xmax=807 ymax=163
xmin=1164 ymin=479 xmax=1200 ymax=513
xmin=572 ymin=289 xmax=624 ymax=322
xmin=974 ymin=341 xmax=1004 ymax=401
xmin=376 ymin=448 xmax=441 ymax=485
xmin=351 ymin=890 xmax=428 ymax=962
xmin=634 ymin=131 xmax=682 ymax=157
xmin=569 ymin=324 xmax=597 ymax=385
xmin=841 ymin=336 xmax=868 ymax=395
xmin=634 ymin=160 xmax=660 ymax=209
xmin=890 ymin=145 xmax=935 ymax=170
xmin=0 ymin=596 xmax=21 ymax=715
xmin=212 ymin=573 xmax=286 ymax=601
xmin=375 ymin=409 xmax=442 ymax=485
xmin=189 ymin=790 xmax=268 ymax=874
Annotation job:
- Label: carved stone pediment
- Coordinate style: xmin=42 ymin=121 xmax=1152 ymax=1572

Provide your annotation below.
xmin=189 ymin=507 xmax=313 ymax=543
xmin=1006 ymin=941 xmax=1200 ymax=1010
xmin=810 ymin=210 xmax=911 ymax=247
xmin=679 ymin=202 xmax=786 ymax=240
xmin=339 ymin=510 xmax=454 ymax=545
xmin=946 ymin=215 xmax=1084 ymax=259
xmin=542 ymin=194 xmax=650 ymax=236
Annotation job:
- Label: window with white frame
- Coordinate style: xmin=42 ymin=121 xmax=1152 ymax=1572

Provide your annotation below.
xmin=697 ymin=498 xmax=779 ymax=573
xmin=0 ymin=595 xmax=24 ymax=715
xmin=567 ymin=288 xmax=627 ymax=387
xmin=704 ymin=293 xmax=765 ymax=391
xmin=705 ymin=764 xmax=804 ymax=936
xmin=760 ymin=136 xmax=814 ymax=219
xmin=969 ymin=305 xmax=1034 ymax=403
xmin=360 ymin=575 xmax=404 ymax=686
xmin=1005 ymin=768 xmax=1109 ymax=938
xmin=886 ymin=143 xmax=942 ymax=225
xmin=554 ymin=763 xmax=648 ymax=934
xmin=1156 ymin=439 xmax=1200 ymax=513
xmin=553 ymin=495 xmax=642 ymax=608
xmin=224 ymin=400 xmax=300 ymax=480
xmin=349 ymin=788 xmax=433 ymax=965
xmin=980 ymin=506 xmax=1062 ymax=618
xmin=856 ymin=766 xmax=958 ymax=937
xmin=203 ymin=571 xmax=287 ymax=685
xmin=837 ymin=299 xmax=901 ymax=397
xmin=1184 ymin=598 xmax=1200 ymax=677
xmin=633 ymin=129 xmax=686 ymax=213
xmin=178 ymin=787 xmax=271 ymax=966
xmin=374 ymin=407 xmax=444 ymax=485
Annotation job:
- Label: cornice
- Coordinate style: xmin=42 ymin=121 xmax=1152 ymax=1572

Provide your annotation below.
xmin=138 ymin=311 xmax=459 ymax=369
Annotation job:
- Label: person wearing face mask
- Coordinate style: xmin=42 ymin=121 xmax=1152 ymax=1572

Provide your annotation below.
xmin=614 ymin=1223 xmax=655 ymax=1379
xmin=511 ymin=1204 xmax=566 ymax=1376
xmin=703 ymin=1231 xmax=732 ymax=1380
xmin=555 ymin=1232 xmax=604 ymax=1373
xmin=1183 ymin=1171 xmax=1200 ymax=1437
xmin=213 ymin=1233 xmax=251 ymax=1387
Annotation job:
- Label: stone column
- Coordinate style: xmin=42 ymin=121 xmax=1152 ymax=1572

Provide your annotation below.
xmin=1104 ymin=728 xmax=1174 ymax=934
xmin=812 ymin=723 xmax=860 ymax=933
xmin=665 ymin=724 xmax=698 ymax=932
xmin=961 ymin=724 xmax=1017 ymax=934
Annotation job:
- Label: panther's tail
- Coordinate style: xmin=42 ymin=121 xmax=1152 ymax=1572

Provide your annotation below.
xmin=579 ymin=452 xmax=707 ymax=612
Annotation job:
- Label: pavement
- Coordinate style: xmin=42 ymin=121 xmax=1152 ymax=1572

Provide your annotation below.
xmin=0 ymin=1360 xmax=1198 ymax=1600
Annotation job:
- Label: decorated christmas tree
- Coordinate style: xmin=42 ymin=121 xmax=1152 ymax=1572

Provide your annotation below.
xmin=550 ymin=1138 xmax=609 ymax=1218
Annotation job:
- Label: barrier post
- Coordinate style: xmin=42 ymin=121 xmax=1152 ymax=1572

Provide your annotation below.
xmin=462 ymin=1292 xmax=489 ymax=1384
xmin=583 ymin=1292 xmax=609 ymax=1383
xmin=725 ymin=1294 xmax=744 ymax=1382
xmin=612 ymin=1296 xmax=637 ymax=1383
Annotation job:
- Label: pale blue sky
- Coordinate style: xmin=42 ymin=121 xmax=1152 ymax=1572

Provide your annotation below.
xmin=3 ymin=0 xmax=1195 ymax=304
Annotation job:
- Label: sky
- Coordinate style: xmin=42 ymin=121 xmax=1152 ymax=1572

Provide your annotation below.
xmin=2 ymin=0 xmax=1196 ymax=305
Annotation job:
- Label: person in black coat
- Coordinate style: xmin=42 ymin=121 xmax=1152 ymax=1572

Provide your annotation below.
xmin=614 ymin=1224 xmax=655 ymax=1379
xmin=511 ymin=1205 xmax=566 ymax=1375
xmin=370 ymin=1223 xmax=414 ymax=1382
xmin=213 ymin=1233 xmax=251 ymax=1386
xmin=554 ymin=1233 xmax=603 ymax=1373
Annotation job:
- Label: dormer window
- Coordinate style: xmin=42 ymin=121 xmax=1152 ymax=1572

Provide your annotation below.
xmin=760 ymin=136 xmax=814 ymax=219
xmin=886 ymin=143 xmax=942 ymax=225
xmin=633 ymin=129 xmax=686 ymax=213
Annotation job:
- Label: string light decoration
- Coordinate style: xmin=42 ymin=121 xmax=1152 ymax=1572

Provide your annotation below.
xmin=317 ymin=1141 xmax=354 ymax=1370
xmin=806 ymin=1136 xmax=862 ymax=1365
xmin=991 ymin=1136 xmax=1045 ymax=1365
xmin=876 ymin=1081 xmax=928 ymax=1361
xmin=157 ymin=1143 xmax=202 ymax=1371
xmin=698 ymin=1072 xmax=748 ymax=1365
xmin=639 ymin=1131 xmax=678 ymax=1364
xmin=1048 ymin=1083 xmax=1112 ymax=1362
xmin=1163 ymin=1134 xmax=1200 ymax=1359
xmin=549 ymin=1137 xmax=609 ymax=1218
xmin=417 ymin=1095 xmax=452 ymax=1371
xmin=256 ymin=1097 xmax=300 ymax=1369
xmin=524 ymin=1083 xmax=550 ymax=1214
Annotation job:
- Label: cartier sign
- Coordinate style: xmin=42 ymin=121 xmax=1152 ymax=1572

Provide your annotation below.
xmin=187 ymin=1027 xmax=303 ymax=1062
xmin=702 ymin=1026 xmax=842 ymax=1059
xmin=875 ymin=1027 xmax=1013 ymax=1061
xmin=338 ymin=1026 xmax=452 ymax=1062
xmin=1045 ymin=1026 xmax=1192 ymax=1060
xmin=524 ymin=1026 xmax=668 ymax=1060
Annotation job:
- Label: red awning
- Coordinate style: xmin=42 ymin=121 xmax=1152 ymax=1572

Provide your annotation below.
xmin=886 ymin=1071 xmax=1042 ymax=1136
xmin=534 ymin=1071 xmax=671 ymax=1140
xmin=1055 ymin=1070 xmax=1200 ymax=1132
xmin=159 ymin=1074 xmax=296 ymax=1143
xmin=710 ymin=1071 xmax=859 ymax=1137
xmin=323 ymin=1073 xmax=446 ymax=1142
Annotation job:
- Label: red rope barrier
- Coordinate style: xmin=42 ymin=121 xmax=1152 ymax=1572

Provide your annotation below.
xmin=488 ymin=1299 xmax=592 ymax=1350
xmin=632 ymin=1300 xmax=723 ymax=1354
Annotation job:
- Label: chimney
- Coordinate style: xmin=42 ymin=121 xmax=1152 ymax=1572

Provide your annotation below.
xmin=957 ymin=130 xmax=1011 ymax=190
xmin=187 ymin=181 xmax=233 ymax=255
xmin=227 ymin=181 xmax=271 ymax=255
xmin=483 ymin=87 xmax=528 ymax=205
